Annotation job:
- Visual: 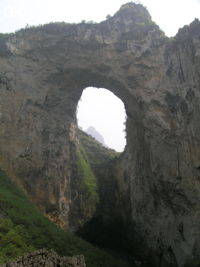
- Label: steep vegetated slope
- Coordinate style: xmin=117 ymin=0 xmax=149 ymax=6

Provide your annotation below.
xmin=0 ymin=2 xmax=200 ymax=267
xmin=73 ymin=130 xmax=126 ymax=249
xmin=78 ymin=129 xmax=119 ymax=166
xmin=78 ymin=131 xmax=133 ymax=255
xmin=0 ymin=169 xmax=133 ymax=267
xmin=86 ymin=126 xmax=105 ymax=146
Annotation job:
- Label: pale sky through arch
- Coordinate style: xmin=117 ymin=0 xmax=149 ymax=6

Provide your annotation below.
xmin=77 ymin=88 xmax=126 ymax=152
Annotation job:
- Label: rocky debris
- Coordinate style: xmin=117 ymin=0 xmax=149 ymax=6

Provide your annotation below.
xmin=0 ymin=249 xmax=86 ymax=267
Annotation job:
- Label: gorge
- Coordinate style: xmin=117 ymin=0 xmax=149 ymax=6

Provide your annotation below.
xmin=0 ymin=3 xmax=200 ymax=266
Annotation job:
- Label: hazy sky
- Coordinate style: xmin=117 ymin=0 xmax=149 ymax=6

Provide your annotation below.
xmin=1 ymin=0 xmax=200 ymax=36
xmin=77 ymin=88 xmax=126 ymax=152
xmin=1 ymin=0 xmax=200 ymax=151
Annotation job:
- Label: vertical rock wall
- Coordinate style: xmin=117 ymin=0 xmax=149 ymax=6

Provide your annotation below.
xmin=0 ymin=3 xmax=200 ymax=266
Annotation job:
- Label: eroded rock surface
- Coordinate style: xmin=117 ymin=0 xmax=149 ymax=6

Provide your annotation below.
xmin=0 ymin=3 xmax=200 ymax=266
xmin=0 ymin=249 xmax=86 ymax=267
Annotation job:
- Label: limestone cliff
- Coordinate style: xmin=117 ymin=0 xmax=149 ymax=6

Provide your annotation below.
xmin=0 ymin=3 xmax=200 ymax=266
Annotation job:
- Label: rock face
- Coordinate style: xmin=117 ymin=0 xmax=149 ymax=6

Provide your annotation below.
xmin=0 ymin=3 xmax=200 ymax=266
xmin=86 ymin=127 xmax=105 ymax=145
xmin=0 ymin=249 xmax=86 ymax=267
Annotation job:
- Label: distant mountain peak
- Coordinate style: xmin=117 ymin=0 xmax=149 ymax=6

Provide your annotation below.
xmin=86 ymin=126 xmax=105 ymax=145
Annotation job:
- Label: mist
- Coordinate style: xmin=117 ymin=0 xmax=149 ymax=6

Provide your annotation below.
xmin=77 ymin=88 xmax=126 ymax=152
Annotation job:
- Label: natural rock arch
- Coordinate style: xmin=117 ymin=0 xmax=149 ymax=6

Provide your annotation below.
xmin=0 ymin=3 xmax=200 ymax=266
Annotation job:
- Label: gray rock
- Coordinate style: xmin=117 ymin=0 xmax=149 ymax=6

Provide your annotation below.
xmin=0 ymin=3 xmax=200 ymax=266
xmin=0 ymin=249 xmax=86 ymax=267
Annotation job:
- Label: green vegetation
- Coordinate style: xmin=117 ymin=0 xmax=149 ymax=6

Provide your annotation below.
xmin=184 ymin=257 xmax=200 ymax=267
xmin=0 ymin=218 xmax=35 ymax=263
xmin=76 ymin=146 xmax=99 ymax=203
xmin=0 ymin=169 xmax=131 ymax=266
xmin=106 ymin=14 xmax=111 ymax=20
xmin=137 ymin=20 xmax=156 ymax=27
xmin=15 ymin=22 xmax=73 ymax=36
xmin=14 ymin=19 xmax=97 ymax=37
xmin=78 ymin=129 xmax=120 ymax=167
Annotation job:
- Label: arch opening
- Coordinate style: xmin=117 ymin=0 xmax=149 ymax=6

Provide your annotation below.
xmin=76 ymin=87 xmax=127 ymax=152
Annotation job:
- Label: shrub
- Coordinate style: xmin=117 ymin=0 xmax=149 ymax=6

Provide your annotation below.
xmin=0 ymin=169 xmax=131 ymax=267
xmin=0 ymin=218 xmax=35 ymax=263
xmin=76 ymin=146 xmax=99 ymax=203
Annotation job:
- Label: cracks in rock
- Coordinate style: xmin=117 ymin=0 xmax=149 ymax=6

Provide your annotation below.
xmin=178 ymin=221 xmax=186 ymax=242
xmin=165 ymin=92 xmax=181 ymax=114
xmin=176 ymin=147 xmax=181 ymax=180
xmin=178 ymin=53 xmax=186 ymax=83
xmin=0 ymin=73 xmax=11 ymax=91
